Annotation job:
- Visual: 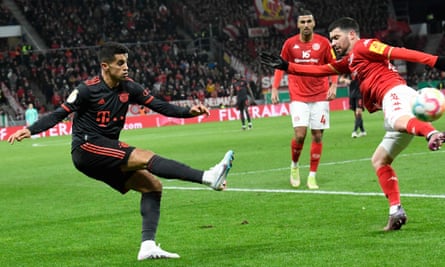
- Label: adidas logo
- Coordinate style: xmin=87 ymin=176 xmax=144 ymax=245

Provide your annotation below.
xmin=98 ymin=98 xmax=105 ymax=105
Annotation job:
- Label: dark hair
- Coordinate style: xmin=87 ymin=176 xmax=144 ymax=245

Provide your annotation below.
xmin=298 ymin=9 xmax=313 ymax=18
xmin=328 ymin=17 xmax=360 ymax=35
xmin=98 ymin=42 xmax=129 ymax=63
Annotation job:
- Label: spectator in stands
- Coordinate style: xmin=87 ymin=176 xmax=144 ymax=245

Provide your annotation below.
xmin=25 ymin=103 xmax=38 ymax=126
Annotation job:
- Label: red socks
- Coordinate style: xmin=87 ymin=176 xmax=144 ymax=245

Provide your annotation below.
xmin=376 ymin=165 xmax=400 ymax=206
xmin=291 ymin=139 xmax=323 ymax=172
xmin=310 ymin=142 xmax=322 ymax=172
xmin=406 ymin=117 xmax=436 ymax=137
xmin=291 ymin=139 xmax=303 ymax=163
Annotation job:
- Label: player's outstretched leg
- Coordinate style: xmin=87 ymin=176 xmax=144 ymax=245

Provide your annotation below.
xmin=138 ymin=240 xmax=180 ymax=260
xmin=202 ymin=150 xmax=234 ymax=190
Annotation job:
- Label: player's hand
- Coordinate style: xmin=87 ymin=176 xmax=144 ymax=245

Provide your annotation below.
xmin=326 ymin=85 xmax=337 ymax=101
xmin=434 ymin=56 xmax=445 ymax=71
xmin=271 ymin=88 xmax=280 ymax=104
xmin=260 ymin=52 xmax=289 ymax=71
xmin=189 ymin=104 xmax=210 ymax=116
xmin=8 ymin=128 xmax=31 ymax=145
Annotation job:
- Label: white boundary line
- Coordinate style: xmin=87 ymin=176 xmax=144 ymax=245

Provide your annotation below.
xmin=164 ymin=150 xmax=445 ymax=199
xmin=164 ymin=186 xmax=445 ymax=199
xmin=31 ymin=138 xmax=445 ymax=199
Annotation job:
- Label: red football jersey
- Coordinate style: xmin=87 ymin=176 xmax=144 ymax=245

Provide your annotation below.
xmin=286 ymin=38 xmax=438 ymax=112
xmin=273 ymin=33 xmax=336 ymax=102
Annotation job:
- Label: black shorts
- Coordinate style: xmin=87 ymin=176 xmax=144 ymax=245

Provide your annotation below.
xmin=236 ymin=98 xmax=248 ymax=110
xmin=71 ymin=135 xmax=136 ymax=194
xmin=349 ymin=96 xmax=364 ymax=111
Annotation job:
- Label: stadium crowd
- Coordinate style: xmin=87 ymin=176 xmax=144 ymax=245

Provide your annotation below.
xmin=0 ymin=0 xmax=444 ymax=121
xmin=172 ymin=0 xmax=390 ymax=76
xmin=1 ymin=0 xmax=238 ymax=120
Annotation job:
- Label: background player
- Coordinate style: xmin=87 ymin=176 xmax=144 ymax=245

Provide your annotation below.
xmin=25 ymin=103 xmax=38 ymax=126
xmin=270 ymin=9 xmax=338 ymax=189
xmin=261 ymin=17 xmax=445 ymax=231
xmin=230 ymin=73 xmax=255 ymax=130
xmin=8 ymin=42 xmax=234 ymax=260
xmin=340 ymin=74 xmax=366 ymax=138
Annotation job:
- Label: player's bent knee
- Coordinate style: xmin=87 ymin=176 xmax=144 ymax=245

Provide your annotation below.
xmin=371 ymin=148 xmax=393 ymax=170
xmin=126 ymin=170 xmax=163 ymax=192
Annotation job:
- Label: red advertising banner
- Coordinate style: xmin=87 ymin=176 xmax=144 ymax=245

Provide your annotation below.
xmin=0 ymin=101 xmax=349 ymax=141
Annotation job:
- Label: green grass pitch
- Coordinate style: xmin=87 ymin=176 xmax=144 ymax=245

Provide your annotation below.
xmin=1 ymin=110 xmax=445 ymax=266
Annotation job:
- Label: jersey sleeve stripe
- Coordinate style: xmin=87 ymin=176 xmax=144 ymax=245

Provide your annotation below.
xmin=61 ymin=103 xmax=71 ymax=112
xmin=144 ymin=96 xmax=154 ymax=105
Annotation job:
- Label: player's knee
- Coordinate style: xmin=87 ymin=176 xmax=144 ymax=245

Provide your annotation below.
xmin=371 ymin=151 xmax=392 ymax=170
xmin=138 ymin=179 xmax=163 ymax=193
xmin=150 ymin=179 xmax=163 ymax=191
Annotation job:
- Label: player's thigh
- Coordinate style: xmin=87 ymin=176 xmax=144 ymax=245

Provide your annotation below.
xmin=349 ymin=97 xmax=357 ymax=111
xmin=378 ymin=131 xmax=413 ymax=161
xmin=382 ymin=85 xmax=417 ymax=129
xmin=125 ymin=148 xmax=156 ymax=171
xmin=71 ymin=138 xmax=135 ymax=194
xmin=349 ymin=97 xmax=362 ymax=111
xmin=125 ymin=169 xmax=162 ymax=193
xmin=309 ymin=101 xmax=330 ymax=129
xmin=290 ymin=101 xmax=310 ymax=127
xmin=237 ymin=99 xmax=247 ymax=111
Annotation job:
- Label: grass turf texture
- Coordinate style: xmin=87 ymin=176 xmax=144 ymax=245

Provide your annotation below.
xmin=1 ymin=110 xmax=445 ymax=266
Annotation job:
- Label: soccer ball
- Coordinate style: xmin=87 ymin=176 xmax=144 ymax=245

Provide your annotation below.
xmin=411 ymin=87 xmax=445 ymax=122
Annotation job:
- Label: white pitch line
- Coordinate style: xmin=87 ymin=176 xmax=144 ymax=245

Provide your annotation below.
xmin=164 ymin=150 xmax=445 ymax=199
xmin=164 ymin=186 xmax=445 ymax=199
xmin=31 ymin=139 xmax=445 ymax=199
xmin=230 ymin=150 xmax=445 ymax=176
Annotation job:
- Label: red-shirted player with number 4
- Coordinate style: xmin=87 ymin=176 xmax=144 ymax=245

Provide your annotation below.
xmin=261 ymin=17 xmax=445 ymax=231
xmin=271 ymin=9 xmax=338 ymax=190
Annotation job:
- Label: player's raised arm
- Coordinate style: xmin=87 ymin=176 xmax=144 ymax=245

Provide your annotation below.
xmin=260 ymin=51 xmax=340 ymax=77
xmin=8 ymin=106 xmax=70 ymax=145
xmin=370 ymin=40 xmax=445 ymax=71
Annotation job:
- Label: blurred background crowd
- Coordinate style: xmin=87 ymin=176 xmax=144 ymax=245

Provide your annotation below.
xmin=0 ymin=0 xmax=444 ymax=124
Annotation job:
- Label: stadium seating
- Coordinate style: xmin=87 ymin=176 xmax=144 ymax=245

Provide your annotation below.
xmin=2 ymin=0 xmax=434 ymax=122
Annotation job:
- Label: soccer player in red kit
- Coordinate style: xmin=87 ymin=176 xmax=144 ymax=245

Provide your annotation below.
xmin=261 ymin=17 xmax=445 ymax=231
xmin=271 ymin=9 xmax=338 ymax=189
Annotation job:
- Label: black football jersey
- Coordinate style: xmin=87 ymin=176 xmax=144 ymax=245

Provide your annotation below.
xmin=232 ymin=79 xmax=249 ymax=101
xmin=28 ymin=75 xmax=193 ymax=148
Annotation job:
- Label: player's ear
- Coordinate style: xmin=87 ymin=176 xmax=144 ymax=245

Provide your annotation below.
xmin=101 ymin=62 xmax=109 ymax=71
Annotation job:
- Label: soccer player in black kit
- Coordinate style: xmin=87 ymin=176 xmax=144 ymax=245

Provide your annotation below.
xmin=8 ymin=42 xmax=234 ymax=260
xmin=340 ymin=74 xmax=366 ymax=138
xmin=229 ymin=73 xmax=255 ymax=130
